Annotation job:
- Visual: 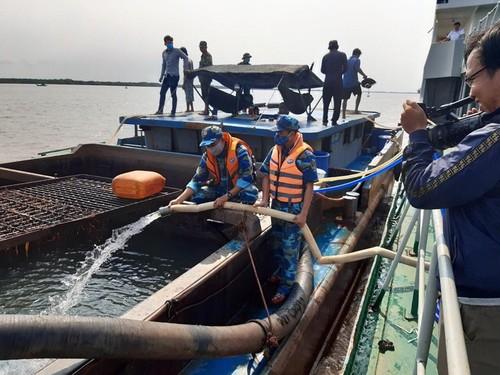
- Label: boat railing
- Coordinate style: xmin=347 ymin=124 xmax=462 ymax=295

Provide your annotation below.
xmin=471 ymin=1 xmax=500 ymax=34
xmin=411 ymin=208 xmax=470 ymax=375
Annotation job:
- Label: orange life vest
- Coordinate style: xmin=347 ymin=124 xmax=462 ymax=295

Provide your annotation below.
xmin=205 ymin=132 xmax=255 ymax=187
xmin=269 ymin=133 xmax=312 ymax=203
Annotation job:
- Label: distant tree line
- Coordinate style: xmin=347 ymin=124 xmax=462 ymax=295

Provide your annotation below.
xmin=0 ymin=78 xmax=161 ymax=87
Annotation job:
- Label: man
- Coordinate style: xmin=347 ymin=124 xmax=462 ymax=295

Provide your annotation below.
xmin=342 ymin=48 xmax=368 ymax=119
xmin=238 ymin=53 xmax=252 ymax=65
xmin=400 ymin=23 xmax=500 ymax=374
xmin=198 ymin=41 xmax=216 ymax=117
xmin=169 ymin=125 xmax=258 ymax=208
xmin=155 ymin=35 xmax=189 ymax=116
xmin=444 ymin=21 xmax=465 ymax=42
xmin=255 ymin=115 xmax=318 ymax=305
xmin=321 ymin=40 xmax=348 ymax=126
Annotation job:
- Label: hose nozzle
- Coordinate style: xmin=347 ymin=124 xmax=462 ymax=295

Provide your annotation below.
xmin=158 ymin=206 xmax=171 ymax=216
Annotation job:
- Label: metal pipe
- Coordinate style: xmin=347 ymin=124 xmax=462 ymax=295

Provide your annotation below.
xmin=414 ymin=242 xmax=439 ymax=375
xmin=432 ymin=209 xmax=470 ymax=375
xmin=0 ymin=251 xmax=313 ymax=360
xmin=417 ymin=210 xmax=431 ymax=332
xmin=372 ymin=208 xmax=421 ymax=309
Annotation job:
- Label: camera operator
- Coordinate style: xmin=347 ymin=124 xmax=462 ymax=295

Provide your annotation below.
xmin=401 ymin=23 xmax=500 ymax=374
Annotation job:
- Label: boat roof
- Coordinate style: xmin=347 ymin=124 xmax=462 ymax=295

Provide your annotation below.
xmin=187 ymin=64 xmax=323 ymax=90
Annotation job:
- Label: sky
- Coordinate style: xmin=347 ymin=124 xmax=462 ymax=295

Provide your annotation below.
xmin=1 ymin=0 xmax=436 ymax=92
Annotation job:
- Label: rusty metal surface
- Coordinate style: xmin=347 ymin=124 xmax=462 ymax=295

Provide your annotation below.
xmin=0 ymin=175 xmax=177 ymax=250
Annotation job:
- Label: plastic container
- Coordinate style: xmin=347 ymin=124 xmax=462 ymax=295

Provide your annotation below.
xmin=313 ymin=151 xmax=331 ymax=172
xmin=112 ymin=170 xmax=166 ymax=199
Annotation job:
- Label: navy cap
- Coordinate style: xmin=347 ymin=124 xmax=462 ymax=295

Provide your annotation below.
xmin=200 ymin=126 xmax=223 ymax=146
xmin=271 ymin=115 xmax=300 ymax=132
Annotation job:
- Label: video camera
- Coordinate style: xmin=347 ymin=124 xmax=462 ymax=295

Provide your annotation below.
xmin=418 ymin=97 xmax=487 ymax=150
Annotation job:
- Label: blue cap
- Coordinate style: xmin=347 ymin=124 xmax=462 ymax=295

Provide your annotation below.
xmin=271 ymin=115 xmax=300 ymax=132
xmin=200 ymin=126 xmax=223 ymax=146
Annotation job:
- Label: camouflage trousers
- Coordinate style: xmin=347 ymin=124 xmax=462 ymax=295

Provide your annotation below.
xmin=270 ymin=200 xmax=304 ymax=296
xmin=191 ymin=185 xmax=258 ymax=205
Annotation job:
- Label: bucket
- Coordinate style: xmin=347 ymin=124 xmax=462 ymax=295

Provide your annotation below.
xmin=313 ymin=151 xmax=330 ymax=172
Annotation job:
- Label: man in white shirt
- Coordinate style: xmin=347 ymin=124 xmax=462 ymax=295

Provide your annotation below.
xmin=445 ymin=22 xmax=465 ymax=41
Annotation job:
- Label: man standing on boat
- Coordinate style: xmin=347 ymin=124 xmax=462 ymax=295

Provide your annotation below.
xmin=198 ymin=41 xmax=217 ymax=118
xmin=255 ymin=115 xmax=318 ymax=305
xmin=168 ymin=125 xmax=258 ymax=208
xmin=155 ymin=35 xmax=189 ymax=116
xmin=238 ymin=53 xmax=252 ymax=65
xmin=321 ymin=40 xmax=348 ymax=126
xmin=341 ymin=48 xmax=368 ymax=120
xmin=401 ymin=23 xmax=500 ymax=374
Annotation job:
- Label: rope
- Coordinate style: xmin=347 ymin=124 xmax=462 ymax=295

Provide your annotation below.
xmin=241 ymin=226 xmax=276 ymax=344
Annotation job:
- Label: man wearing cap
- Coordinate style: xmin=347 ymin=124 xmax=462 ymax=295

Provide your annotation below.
xmin=321 ymin=40 xmax=348 ymax=126
xmin=342 ymin=48 xmax=368 ymax=119
xmin=255 ymin=115 xmax=318 ymax=305
xmin=155 ymin=35 xmax=190 ymax=116
xmin=238 ymin=53 xmax=252 ymax=65
xmin=198 ymin=41 xmax=215 ymax=117
xmin=169 ymin=125 xmax=258 ymax=208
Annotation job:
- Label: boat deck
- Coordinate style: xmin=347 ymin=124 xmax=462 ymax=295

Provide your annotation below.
xmin=121 ymin=110 xmax=380 ymax=140
xmin=348 ymin=184 xmax=439 ymax=375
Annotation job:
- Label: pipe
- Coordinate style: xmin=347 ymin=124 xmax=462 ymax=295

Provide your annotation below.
xmin=0 ymin=251 xmax=313 ymax=360
xmin=160 ymin=175 xmax=430 ymax=269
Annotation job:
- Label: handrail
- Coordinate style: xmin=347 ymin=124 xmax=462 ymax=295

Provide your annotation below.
xmin=431 ymin=209 xmax=470 ymax=374
xmin=471 ymin=1 xmax=500 ymax=34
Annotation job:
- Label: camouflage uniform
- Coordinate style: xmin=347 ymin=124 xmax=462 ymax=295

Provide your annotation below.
xmin=260 ymin=147 xmax=318 ymax=296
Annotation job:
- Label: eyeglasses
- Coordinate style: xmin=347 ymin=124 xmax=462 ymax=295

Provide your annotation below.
xmin=465 ymin=66 xmax=486 ymax=87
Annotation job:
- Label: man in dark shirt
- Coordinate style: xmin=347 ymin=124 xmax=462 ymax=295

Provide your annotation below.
xmin=321 ymin=40 xmax=348 ymax=126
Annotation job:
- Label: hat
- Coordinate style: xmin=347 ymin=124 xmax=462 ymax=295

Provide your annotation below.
xmin=199 ymin=40 xmax=207 ymax=47
xmin=271 ymin=115 xmax=300 ymax=132
xmin=200 ymin=126 xmax=223 ymax=146
xmin=242 ymin=53 xmax=252 ymax=59
xmin=328 ymin=40 xmax=339 ymax=50
xmin=361 ymin=77 xmax=376 ymax=89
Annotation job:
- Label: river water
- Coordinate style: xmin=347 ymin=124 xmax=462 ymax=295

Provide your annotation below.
xmin=0 ymin=84 xmax=419 ymax=163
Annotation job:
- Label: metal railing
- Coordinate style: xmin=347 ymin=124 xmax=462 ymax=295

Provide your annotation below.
xmin=471 ymin=1 xmax=500 ymax=34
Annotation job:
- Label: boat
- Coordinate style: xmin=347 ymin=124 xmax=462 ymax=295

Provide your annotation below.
xmin=36 ymin=83 xmax=47 ymax=87
xmin=0 ymin=64 xmax=402 ymax=374
xmin=326 ymin=2 xmax=500 ymax=375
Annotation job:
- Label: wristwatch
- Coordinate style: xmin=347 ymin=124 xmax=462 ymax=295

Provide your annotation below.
xmin=227 ymin=191 xmax=233 ymax=198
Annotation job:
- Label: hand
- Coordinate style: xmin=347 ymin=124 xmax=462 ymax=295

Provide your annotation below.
xmin=159 ymin=77 xmax=163 ymax=83
xmin=401 ymin=100 xmax=428 ymax=134
xmin=214 ymin=194 xmax=229 ymax=209
xmin=293 ymin=211 xmax=308 ymax=227
xmin=169 ymin=197 xmax=183 ymax=206
xmin=254 ymin=199 xmax=269 ymax=208
xmin=467 ymin=107 xmax=479 ymax=116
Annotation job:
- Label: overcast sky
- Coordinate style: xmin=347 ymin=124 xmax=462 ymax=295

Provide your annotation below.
xmin=1 ymin=0 xmax=436 ymax=92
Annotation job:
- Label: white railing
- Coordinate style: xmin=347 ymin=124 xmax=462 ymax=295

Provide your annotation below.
xmin=471 ymin=1 xmax=500 ymax=34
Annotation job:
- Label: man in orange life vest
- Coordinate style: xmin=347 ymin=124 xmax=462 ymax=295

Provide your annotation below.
xmin=255 ymin=115 xmax=318 ymax=305
xmin=169 ymin=125 xmax=258 ymax=208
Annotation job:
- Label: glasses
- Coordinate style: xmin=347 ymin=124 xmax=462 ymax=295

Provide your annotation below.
xmin=465 ymin=66 xmax=486 ymax=87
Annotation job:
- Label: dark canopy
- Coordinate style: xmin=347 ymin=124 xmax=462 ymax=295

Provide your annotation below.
xmin=187 ymin=64 xmax=323 ymax=90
